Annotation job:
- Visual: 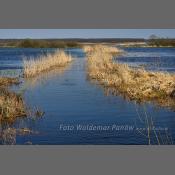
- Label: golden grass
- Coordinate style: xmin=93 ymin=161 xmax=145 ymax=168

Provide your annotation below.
xmin=86 ymin=45 xmax=175 ymax=103
xmin=23 ymin=50 xmax=73 ymax=78
xmin=0 ymin=77 xmax=19 ymax=87
xmin=83 ymin=44 xmax=123 ymax=55
xmin=0 ymin=77 xmax=26 ymax=122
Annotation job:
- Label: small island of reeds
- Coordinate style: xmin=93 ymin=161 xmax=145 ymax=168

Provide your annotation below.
xmin=23 ymin=50 xmax=73 ymax=78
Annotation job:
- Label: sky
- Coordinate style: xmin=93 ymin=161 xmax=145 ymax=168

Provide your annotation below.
xmin=0 ymin=29 xmax=175 ymax=39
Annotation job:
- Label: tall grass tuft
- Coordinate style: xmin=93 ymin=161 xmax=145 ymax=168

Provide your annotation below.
xmin=0 ymin=77 xmax=26 ymax=122
xmin=23 ymin=50 xmax=73 ymax=78
xmin=83 ymin=44 xmax=123 ymax=55
xmin=85 ymin=45 xmax=175 ymax=103
xmin=0 ymin=89 xmax=26 ymax=121
xmin=0 ymin=77 xmax=19 ymax=87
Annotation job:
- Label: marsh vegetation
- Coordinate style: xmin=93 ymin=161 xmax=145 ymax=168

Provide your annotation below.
xmin=23 ymin=50 xmax=73 ymax=78
xmin=0 ymin=45 xmax=175 ymax=145
xmin=85 ymin=45 xmax=175 ymax=107
xmin=0 ymin=48 xmax=74 ymax=124
xmin=0 ymin=77 xmax=26 ymax=122
xmin=0 ymin=49 xmax=73 ymax=123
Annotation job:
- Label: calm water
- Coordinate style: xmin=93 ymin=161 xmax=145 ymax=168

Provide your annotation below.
xmin=117 ymin=47 xmax=175 ymax=72
xmin=0 ymin=47 xmax=175 ymax=145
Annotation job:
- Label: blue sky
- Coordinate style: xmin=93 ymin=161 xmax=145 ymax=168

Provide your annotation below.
xmin=0 ymin=29 xmax=175 ymax=39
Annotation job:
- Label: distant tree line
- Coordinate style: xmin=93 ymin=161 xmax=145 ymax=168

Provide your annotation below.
xmin=17 ymin=39 xmax=80 ymax=48
xmin=148 ymin=39 xmax=175 ymax=47
xmin=0 ymin=39 xmax=80 ymax=48
xmin=148 ymin=35 xmax=175 ymax=47
xmin=0 ymin=38 xmax=175 ymax=48
xmin=0 ymin=38 xmax=146 ymax=48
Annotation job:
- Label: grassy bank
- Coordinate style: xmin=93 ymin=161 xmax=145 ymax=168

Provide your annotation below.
xmin=0 ymin=77 xmax=26 ymax=122
xmin=23 ymin=50 xmax=73 ymax=78
xmin=85 ymin=45 xmax=175 ymax=104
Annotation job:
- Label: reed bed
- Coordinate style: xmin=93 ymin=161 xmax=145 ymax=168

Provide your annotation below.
xmin=23 ymin=50 xmax=73 ymax=78
xmin=85 ymin=45 xmax=175 ymax=102
xmin=0 ymin=77 xmax=19 ymax=87
xmin=0 ymin=77 xmax=26 ymax=121
xmin=83 ymin=44 xmax=123 ymax=55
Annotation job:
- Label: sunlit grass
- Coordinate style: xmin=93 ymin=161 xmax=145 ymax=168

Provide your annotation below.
xmin=23 ymin=50 xmax=73 ymax=78
xmin=0 ymin=77 xmax=26 ymax=122
xmin=0 ymin=77 xmax=19 ymax=87
xmin=83 ymin=44 xmax=123 ymax=54
xmin=85 ymin=45 xmax=175 ymax=102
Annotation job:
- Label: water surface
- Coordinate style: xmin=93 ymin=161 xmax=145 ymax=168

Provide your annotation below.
xmin=0 ymin=47 xmax=175 ymax=145
xmin=117 ymin=47 xmax=175 ymax=72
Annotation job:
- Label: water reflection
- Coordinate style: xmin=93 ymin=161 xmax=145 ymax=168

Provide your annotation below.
xmin=102 ymin=85 xmax=175 ymax=111
xmin=0 ymin=69 xmax=22 ymax=78
xmin=22 ymin=63 xmax=72 ymax=89
xmin=0 ymin=116 xmax=42 ymax=145
xmin=88 ymin=77 xmax=175 ymax=145
xmin=134 ymin=104 xmax=173 ymax=145
xmin=0 ymin=47 xmax=175 ymax=144
xmin=117 ymin=47 xmax=175 ymax=73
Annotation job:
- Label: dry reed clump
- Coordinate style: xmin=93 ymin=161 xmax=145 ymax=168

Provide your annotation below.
xmin=0 ymin=77 xmax=19 ymax=87
xmin=83 ymin=44 xmax=123 ymax=55
xmin=86 ymin=45 xmax=175 ymax=102
xmin=23 ymin=50 xmax=73 ymax=78
xmin=0 ymin=77 xmax=26 ymax=122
